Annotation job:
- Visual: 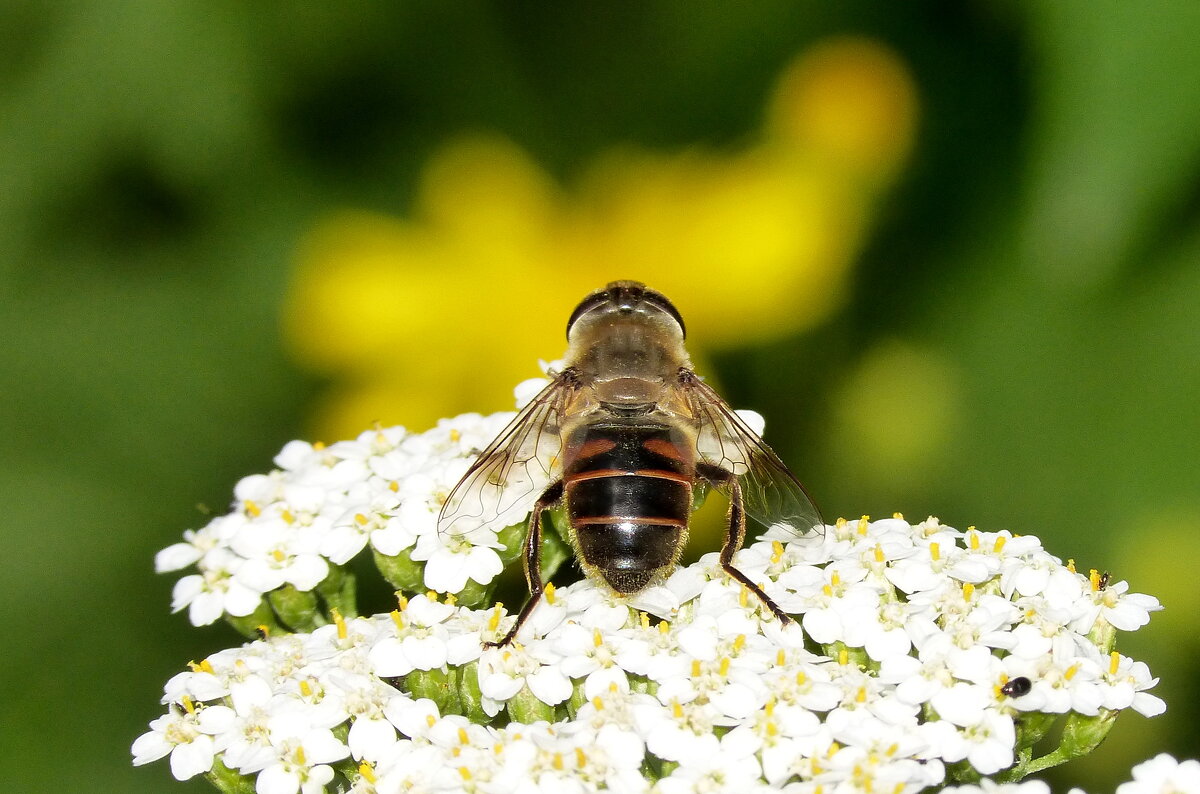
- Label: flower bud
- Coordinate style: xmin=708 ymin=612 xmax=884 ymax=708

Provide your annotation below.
xmin=507 ymin=684 xmax=556 ymax=724
xmin=405 ymin=668 xmax=460 ymax=715
xmin=373 ymin=547 xmax=425 ymax=593
xmin=268 ymin=584 xmax=320 ymax=631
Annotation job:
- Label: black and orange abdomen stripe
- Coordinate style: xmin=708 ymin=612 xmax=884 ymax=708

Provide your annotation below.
xmin=561 ymin=422 xmax=696 ymax=594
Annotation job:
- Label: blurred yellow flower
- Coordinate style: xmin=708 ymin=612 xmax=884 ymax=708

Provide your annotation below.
xmin=826 ymin=339 xmax=962 ymax=497
xmin=284 ymin=36 xmax=918 ymax=440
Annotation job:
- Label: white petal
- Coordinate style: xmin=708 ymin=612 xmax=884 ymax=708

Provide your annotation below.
xmin=256 ymin=764 xmax=301 ymax=794
xmin=168 ymin=735 xmax=214 ymax=780
xmin=526 ymin=667 xmax=573 ymax=705
xmin=348 ymin=716 xmax=397 ymax=761
xmin=131 ymin=731 xmax=172 ymax=765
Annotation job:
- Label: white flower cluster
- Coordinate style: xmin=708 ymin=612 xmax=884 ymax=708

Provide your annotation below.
xmin=155 ymin=406 xmax=527 ymax=626
xmin=140 ymin=498 xmax=1167 ymax=792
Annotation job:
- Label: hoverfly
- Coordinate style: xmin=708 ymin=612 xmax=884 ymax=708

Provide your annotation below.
xmin=438 ymin=280 xmax=822 ymax=646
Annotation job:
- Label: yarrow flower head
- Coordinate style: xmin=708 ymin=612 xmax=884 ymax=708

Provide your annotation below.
xmin=140 ymin=381 xmax=1179 ymax=793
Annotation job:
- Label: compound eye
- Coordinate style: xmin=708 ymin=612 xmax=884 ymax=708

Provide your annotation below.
xmin=566 ymin=289 xmax=611 ymax=338
xmin=643 ymin=290 xmax=686 ymax=338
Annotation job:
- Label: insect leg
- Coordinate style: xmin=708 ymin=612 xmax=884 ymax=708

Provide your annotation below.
xmin=699 ymin=463 xmax=792 ymax=626
xmin=485 ymin=480 xmax=563 ymax=648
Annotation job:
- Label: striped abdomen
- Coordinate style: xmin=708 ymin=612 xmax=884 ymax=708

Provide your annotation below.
xmin=562 ymin=421 xmax=695 ymax=594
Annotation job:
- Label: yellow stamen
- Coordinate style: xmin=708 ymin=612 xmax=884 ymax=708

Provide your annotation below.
xmin=835 ymin=517 xmax=848 ymax=530
xmin=544 ymin=582 xmax=557 ymax=605
xmin=552 ymin=752 xmax=564 ymax=771
xmin=389 ymin=480 xmax=399 ymax=492
xmin=1067 ymin=558 xmax=1077 ymax=573
xmin=354 ymin=513 xmax=369 ymax=526
xmin=858 ymin=515 xmax=870 ymax=534
xmin=993 ymin=536 xmax=1007 ymax=553
xmin=796 ymin=670 xmax=808 ymax=686
xmin=281 ymin=509 xmax=295 ymax=525
xmin=739 ymin=585 xmax=750 ymax=607
xmin=331 ymin=608 xmax=347 ymax=640
xmin=300 ymin=679 xmax=312 ymax=697
xmin=962 ymin=582 xmax=975 ymax=601
xmin=892 ymin=512 xmax=904 ymax=520
xmin=295 ymin=747 xmax=306 ymax=766
xmin=426 ymin=714 xmax=436 ymax=728
xmin=659 ymin=620 xmax=670 ymax=635
xmin=390 ymin=610 xmax=405 ymax=632
xmin=312 ymin=441 xmax=326 ymax=451
xmin=593 ymin=628 xmax=604 ymax=648
xmin=672 ymin=700 xmax=684 ymax=718
xmin=426 ymin=590 xmax=438 ymax=602
xmin=450 ymin=429 xmax=461 ymax=442
xmin=719 ymin=657 xmax=731 ymax=677
xmin=396 ymin=592 xmax=409 ymax=610
xmin=766 ymin=721 xmax=778 ymax=737
xmin=640 ymin=612 xmax=650 ymax=629
xmin=691 ymin=659 xmax=702 ymax=678
xmin=244 ymin=500 xmax=261 ymax=517
xmin=1089 ymin=569 xmax=1101 ymax=592
xmin=765 ymin=699 xmax=776 ymax=717
xmin=181 ymin=695 xmax=195 ymax=714
xmin=856 ymin=686 xmax=867 ymax=703
xmin=874 ymin=544 xmax=885 ymax=563
xmin=358 ymin=762 xmax=377 ymax=784
xmin=487 ymin=605 xmax=503 ymax=632
xmin=771 ymin=540 xmax=785 ymax=564
xmin=458 ymin=767 xmax=472 ymax=781
xmin=575 ymin=748 xmax=587 ymax=767
xmin=733 ymin=634 xmax=746 ymax=652
xmin=592 ymin=695 xmax=604 ymax=710
xmin=458 ymin=727 xmax=469 ymax=745
xmin=886 ymin=743 xmax=898 ymax=757
xmin=776 ymin=649 xmax=787 ymax=666
xmin=1064 ymin=664 xmax=1080 ymax=681
xmin=271 ymin=549 xmax=286 ymax=563
xmin=929 ymin=542 xmax=941 ymax=562
xmin=968 ymin=528 xmax=979 ymax=550
xmin=1110 ymin=651 xmax=1121 ymax=676
xmin=822 ymin=584 xmax=834 ymax=597
xmin=838 ymin=649 xmax=848 ymax=666
xmin=444 ymin=592 xmax=457 ymax=606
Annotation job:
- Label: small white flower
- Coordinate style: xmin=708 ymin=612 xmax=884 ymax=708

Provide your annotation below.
xmin=1117 ymin=753 xmax=1200 ymax=794
xmin=368 ymin=595 xmax=456 ymax=677
xmin=131 ymin=702 xmax=234 ymax=780
xmin=170 ymin=548 xmax=262 ymax=625
xmin=477 ymin=642 xmax=572 ymax=714
xmin=254 ymin=722 xmax=349 ymax=794
xmin=411 ymin=529 xmax=504 ymax=593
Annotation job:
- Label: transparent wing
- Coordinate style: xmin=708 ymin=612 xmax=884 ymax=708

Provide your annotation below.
xmin=684 ymin=373 xmax=823 ymax=537
xmin=437 ymin=374 xmax=574 ymax=538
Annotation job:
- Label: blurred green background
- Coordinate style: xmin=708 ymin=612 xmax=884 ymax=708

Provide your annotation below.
xmin=2 ymin=2 xmax=1198 ymax=792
